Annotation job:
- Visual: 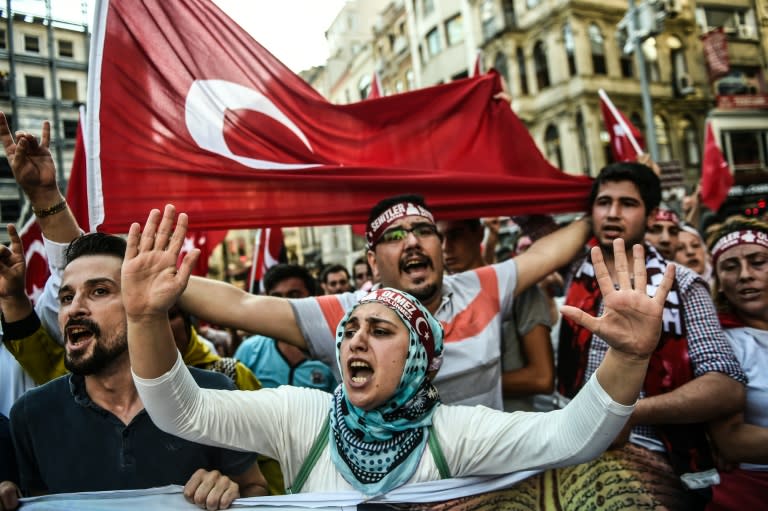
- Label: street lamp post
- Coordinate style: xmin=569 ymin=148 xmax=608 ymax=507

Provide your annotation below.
xmin=628 ymin=0 xmax=660 ymax=162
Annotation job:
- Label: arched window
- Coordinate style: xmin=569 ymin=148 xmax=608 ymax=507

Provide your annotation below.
xmin=680 ymin=117 xmax=700 ymax=166
xmin=494 ymin=51 xmax=509 ymax=86
xmin=533 ymin=40 xmax=550 ymax=89
xmin=516 ymin=47 xmax=529 ymax=95
xmin=655 ymin=114 xmax=672 ymax=161
xmin=619 ymin=35 xmax=633 ymax=78
xmin=563 ymin=23 xmax=576 ymax=76
xmin=576 ymin=112 xmax=591 ymax=175
xmin=668 ymin=35 xmax=691 ymax=95
xmin=588 ymin=24 xmax=607 ymax=75
xmin=481 ymin=0 xmax=498 ymax=40
xmin=544 ymin=124 xmax=563 ymax=169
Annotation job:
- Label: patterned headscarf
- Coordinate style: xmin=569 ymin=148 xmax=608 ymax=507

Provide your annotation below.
xmin=329 ymin=288 xmax=444 ymax=496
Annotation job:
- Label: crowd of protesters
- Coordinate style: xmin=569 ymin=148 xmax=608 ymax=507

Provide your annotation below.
xmin=0 ymin=109 xmax=765 ymax=511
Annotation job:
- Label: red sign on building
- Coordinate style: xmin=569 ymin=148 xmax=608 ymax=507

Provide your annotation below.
xmin=716 ymin=95 xmax=768 ymax=110
xmin=701 ymin=28 xmax=730 ymax=82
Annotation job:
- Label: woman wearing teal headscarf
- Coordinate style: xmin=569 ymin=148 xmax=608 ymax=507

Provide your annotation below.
xmin=125 ymin=206 xmax=674 ymax=504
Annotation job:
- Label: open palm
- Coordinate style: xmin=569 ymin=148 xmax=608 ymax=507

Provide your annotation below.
xmin=561 ymin=239 xmax=673 ymax=359
xmin=121 ymin=205 xmax=199 ymax=320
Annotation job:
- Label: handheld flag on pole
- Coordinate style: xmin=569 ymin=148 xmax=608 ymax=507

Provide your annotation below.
xmin=598 ymin=89 xmax=645 ymax=162
xmin=700 ymin=122 xmax=733 ymax=212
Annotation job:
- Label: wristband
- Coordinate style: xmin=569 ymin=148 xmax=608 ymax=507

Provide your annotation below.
xmin=33 ymin=199 xmax=67 ymax=218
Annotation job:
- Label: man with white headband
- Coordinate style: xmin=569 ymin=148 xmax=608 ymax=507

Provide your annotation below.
xmin=179 ymin=194 xmax=592 ymax=409
xmin=645 ymin=206 xmax=681 ymax=260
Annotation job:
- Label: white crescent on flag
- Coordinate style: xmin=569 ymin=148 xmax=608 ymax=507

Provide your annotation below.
xmin=184 ymin=79 xmax=321 ymax=170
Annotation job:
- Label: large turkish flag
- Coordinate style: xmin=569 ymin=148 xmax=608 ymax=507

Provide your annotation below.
xmin=86 ymin=0 xmax=592 ymax=232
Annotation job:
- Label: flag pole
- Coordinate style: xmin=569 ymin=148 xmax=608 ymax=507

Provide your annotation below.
xmin=598 ymin=88 xmax=644 ymax=156
xmin=247 ymin=228 xmax=262 ymax=294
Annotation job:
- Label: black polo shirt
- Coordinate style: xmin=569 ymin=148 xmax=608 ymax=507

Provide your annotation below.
xmin=10 ymin=367 xmax=256 ymax=495
xmin=0 ymin=414 xmax=18 ymax=484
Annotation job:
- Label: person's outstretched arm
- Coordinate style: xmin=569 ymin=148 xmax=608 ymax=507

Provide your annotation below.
xmin=709 ymin=412 xmax=768 ymax=464
xmin=561 ymin=239 xmax=674 ymax=405
xmin=180 ymin=276 xmax=306 ymax=349
xmin=514 ymin=217 xmax=591 ymax=297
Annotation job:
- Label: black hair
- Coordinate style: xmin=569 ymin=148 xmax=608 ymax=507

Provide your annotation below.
xmin=262 ymin=263 xmax=317 ymax=296
xmin=320 ymin=263 xmax=350 ymax=285
xmin=65 ymin=233 xmax=127 ymax=266
xmin=588 ymin=162 xmax=661 ymax=214
xmin=366 ymin=194 xmax=431 ymax=230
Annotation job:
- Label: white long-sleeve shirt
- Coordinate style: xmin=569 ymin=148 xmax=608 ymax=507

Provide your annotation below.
xmin=135 ymin=352 xmax=633 ymax=494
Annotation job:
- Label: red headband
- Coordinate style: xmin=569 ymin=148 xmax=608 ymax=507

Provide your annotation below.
xmin=653 ymin=209 xmax=680 ymax=225
xmin=711 ymin=229 xmax=768 ymax=265
xmin=359 ymin=288 xmax=441 ymax=370
xmin=366 ymin=202 xmax=435 ymax=249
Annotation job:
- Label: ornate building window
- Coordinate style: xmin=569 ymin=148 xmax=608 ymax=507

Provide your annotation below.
xmin=655 ymin=114 xmax=672 ymax=161
xmin=517 ymin=47 xmax=529 ymax=95
xmin=680 ymin=117 xmax=700 ymax=166
xmin=576 ymin=112 xmax=591 ymax=175
xmin=563 ymin=23 xmax=576 ymax=76
xmin=619 ymin=38 xmax=633 ymax=78
xmin=494 ymin=51 xmax=509 ymax=86
xmin=533 ymin=41 xmax=550 ymax=90
xmin=445 ymin=14 xmax=464 ymax=46
xmin=588 ymin=24 xmax=607 ymax=75
xmin=545 ymin=124 xmax=563 ymax=169
xmin=668 ymin=35 xmax=692 ymax=95
xmin=426 ymin=27 xmax=442 ymax=57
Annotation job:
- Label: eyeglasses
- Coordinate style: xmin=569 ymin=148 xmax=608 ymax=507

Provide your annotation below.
xmin=378 ymin=223 xmax=441 ymax=245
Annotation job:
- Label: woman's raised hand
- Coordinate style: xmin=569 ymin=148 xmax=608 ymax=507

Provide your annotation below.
xmin=121 ymin=204 xmax=199 ymax=321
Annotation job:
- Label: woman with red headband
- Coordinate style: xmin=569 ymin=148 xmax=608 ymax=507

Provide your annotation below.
xmin=706 ymin=216 xmax=768 ymax=510
xmin=122 ymin=205 xmax=674 ymax=500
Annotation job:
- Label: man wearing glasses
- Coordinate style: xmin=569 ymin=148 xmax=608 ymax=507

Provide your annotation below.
xmin=180 ymin=194 xmax=591 ymax=408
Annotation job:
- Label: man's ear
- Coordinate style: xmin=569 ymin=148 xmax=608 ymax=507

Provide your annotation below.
xmin=366 ymin=249 xmax=379 ymax=281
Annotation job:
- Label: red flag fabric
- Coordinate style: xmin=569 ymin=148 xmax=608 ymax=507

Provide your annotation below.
xmin=86 ymin=0 xmax=592 ymax=233
xmin=177 ymin=230 xmax=227 ymax=277
xmin=700 ymin=28 xmax=730 ymax=82
xmin=248 ymin=228 xmax=285 ymax=293
xmin=700 ymin=123 xmax=733 ymax=212
xmin=19 ymin=217 xmax=49 ymax=304
xmin=599 ymin=90 xmax=645 ymax=162
xmin=367 ymin=71 xmax=382 ymax=99
xmin=67 ymin=112 xmax=90 ymax=231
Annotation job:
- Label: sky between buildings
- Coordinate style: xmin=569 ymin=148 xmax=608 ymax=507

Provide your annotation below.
xmin=11 ymin=0 xmax=347 ymax=73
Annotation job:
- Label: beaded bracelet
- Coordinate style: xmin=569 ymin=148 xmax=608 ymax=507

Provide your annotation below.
xmin=33 ymin=199 xmax=68 ymax=218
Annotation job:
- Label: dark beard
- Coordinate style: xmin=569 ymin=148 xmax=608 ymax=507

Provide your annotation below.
xmin=65 ymin=332 xmax=128 ymax=376
xmin=408 ymin=282 xmax=440 ymax=306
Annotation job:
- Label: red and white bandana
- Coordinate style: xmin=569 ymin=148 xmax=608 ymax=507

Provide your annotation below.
xmin=711 ymin=229 xmax=768 ymax=265
xmin=358 ymin=288 xmax=443 ymax=371
xmin=365 ymin=202 xmax=435 ymax=249
xmin=653 ymin=208 xmax=680 ymax=225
